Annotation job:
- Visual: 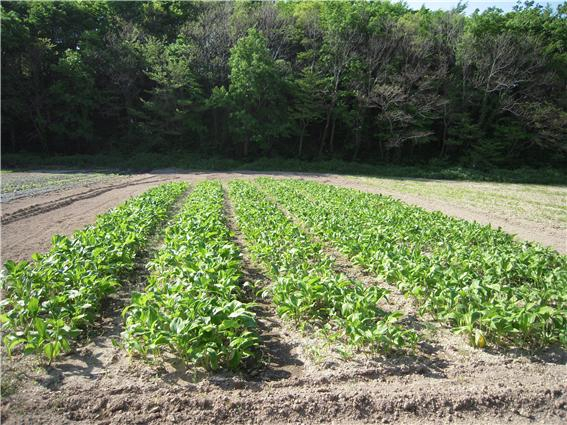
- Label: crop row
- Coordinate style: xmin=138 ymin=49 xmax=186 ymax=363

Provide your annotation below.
xmin=257 ymin=178 xmax=567 ymax=348
xmin=228 ymin=180 xmax=417 ymax=351
xmin=1 ymin=182 xmax=188 ymax=362
xmin=121 ymin=181 xmax=259 ymax=370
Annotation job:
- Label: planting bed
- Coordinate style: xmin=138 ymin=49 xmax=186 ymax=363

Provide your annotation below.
xmin=1 ymin=171 xmax=566 ymax=425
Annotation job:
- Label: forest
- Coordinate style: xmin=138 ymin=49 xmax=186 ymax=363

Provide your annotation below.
xmin=1 ymin=0 xmax=566 ymax=168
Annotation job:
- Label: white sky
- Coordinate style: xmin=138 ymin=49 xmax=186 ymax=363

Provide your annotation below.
xmin=403 ymin=0 xmax=564 ymax=13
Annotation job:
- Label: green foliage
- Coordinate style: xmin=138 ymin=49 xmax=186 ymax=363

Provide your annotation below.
xmin=1 ymin=182 xmax=187 ymax=362
xmin=122 ymin=181 xmax=259 ymax=370
xmin=223 ymin=28 xmax=292 ymax=156
xmin=48 ymin=49 xmax=97 ymax=147
xmin=291 ymin=68 xmax=327 ymax=156
xmin=228 ymin=180 xmax=417 ymax=351
xmin=1 ymin=1 xmax=566 ymax=167
xmin=132 ymin=35 xmax=205 ymax=150
xmin=259 ymin=178 xmax=567 ymax=349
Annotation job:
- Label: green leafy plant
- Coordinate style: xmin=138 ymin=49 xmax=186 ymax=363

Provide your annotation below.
xmin=257 ymin=178 xmax=567 ymax=349
xmin=1 ymin=182 xmax=188 ymax=362
xmin=121 ymin=180 xmax=259 ymax=371
xmin=228 ymin=180 xmax=417 ymax=352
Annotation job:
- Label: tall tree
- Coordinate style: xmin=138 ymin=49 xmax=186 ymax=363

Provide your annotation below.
xmin=224 ymin=28 xmax=291 ymax=157
xmin=1 ymin=0 xmax=565 ymax=168
xmin=133 ymin=36 xmax=203 ymax=151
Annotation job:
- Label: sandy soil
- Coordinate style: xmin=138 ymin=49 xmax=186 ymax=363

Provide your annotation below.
xmin=1 ymin=171 xmax=565 ymax=424
xmin=0 ymin=174 xmax=173 ymax=263
xmin=0 ymin=171 xmax=121 ymax=203
xmin=351 ymin=177 xmax=567 ymax=230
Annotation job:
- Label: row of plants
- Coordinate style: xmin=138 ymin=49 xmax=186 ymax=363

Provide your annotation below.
xmin=121 ymin=181 xmax=259 ymax=370
xmin=228 ymin=180 xmax=417 ymax=352
xmin=0 ymin=182 xmax=188 ymax=362
xmin=257 ymin=178 xmax=567 ymax=349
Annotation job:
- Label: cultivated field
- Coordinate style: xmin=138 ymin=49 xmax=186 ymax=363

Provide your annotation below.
xmin=1 ymin=171 xmax=566 ymax=425
xmin=346 ymin=176 xmax=567 ymax=253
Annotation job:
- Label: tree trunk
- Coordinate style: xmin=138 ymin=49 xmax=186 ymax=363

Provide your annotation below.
xmin=409 ymin=140 xmax=416 ymax=160
xmin=329 ymin=117 xmax=337 ymax=154
xmin=479 ymin=91 xmax=490 ymax=130
xmin=213 ymin=108 xmax=219 ymax=150
xmin=378 ymin=138 xmax=384 ymax=161
xmin=393 ymin=146 xmax=402 ymax=163
xmin=352 ymin=129 xmax=361 ymax=161
xmin=461 ymin=67 xmax=467 ymax=107
xmin=319 ymin=107 xmax=332 ymax=156
xmin=298 ymin=124 xmax=306 ymax=157
xmin=125 ymin=96 xmax=133 ymax=143
xmin=320 ymin=73 xmax=341 ymax=156
xmin=10 ymin=126 xmax=16 ymax=152
xmin=32 ymin=106 xmax=48 ymax=154
xmin=221 ymin=110 xmax=228 ymax=152
xmin=440 ymin=103 xmax=448 ymax=156
xmin=243 ymin=139 xmax=249 ymax=157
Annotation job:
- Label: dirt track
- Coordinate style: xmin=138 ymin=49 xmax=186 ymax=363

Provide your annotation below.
xmin=1 ymin=171 xmax=566 ymax=424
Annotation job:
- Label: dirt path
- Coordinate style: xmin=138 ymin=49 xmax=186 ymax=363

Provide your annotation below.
xmin=0 ymin=171 xmax=122 ymax=203
xmin=1 ymin=175 xmax=169 ymax=225
xmin=2 ymin=174 xmax=125 ymax=215
xmin=3 ymin=351 xmax=566 ymax=425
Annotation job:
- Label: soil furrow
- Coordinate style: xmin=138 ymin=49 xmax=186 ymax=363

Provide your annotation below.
xmin=1 ymin=175 xmax=172 ymax=225
xmin=254 ymin=181 xmax=428 ymax=331
xmin=1 ymin=179 xmax=179 ymax=263
xmin=0 ymin=186 xmax=191 ymax=408
xmin=222 ymin=183 xmax=306 ymax=382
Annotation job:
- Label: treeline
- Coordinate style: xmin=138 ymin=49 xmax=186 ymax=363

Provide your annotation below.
xmin=2 ymin=1 xmax=567 ymax=167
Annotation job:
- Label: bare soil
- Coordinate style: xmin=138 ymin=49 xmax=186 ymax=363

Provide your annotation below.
xmin=1 ymin=171 xmax=566 ymax=424
xmin=0 ymin=174 xmax=174 ymax=263
xmin=0 ymin=171 xmax=121 ymax=203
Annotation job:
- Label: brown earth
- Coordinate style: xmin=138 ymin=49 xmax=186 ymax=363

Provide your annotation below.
xmin=1 ymin=171 xmax=566 ymax=425
xmin=0 ymin=174 xmax=174 ymax=263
